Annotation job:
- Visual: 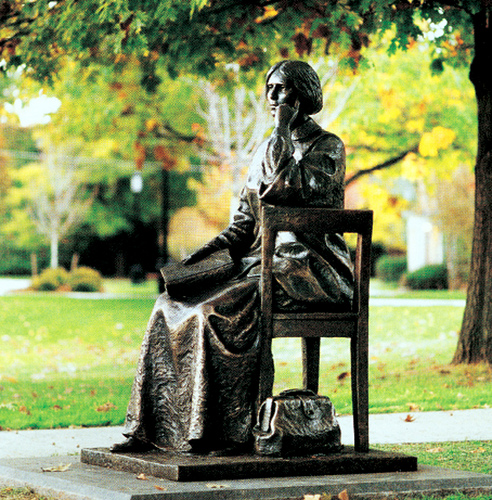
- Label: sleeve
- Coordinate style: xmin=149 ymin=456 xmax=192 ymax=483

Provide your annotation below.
xmin=194 ymin=187 xmax=256 ymax=259
xmin=258 ymin=129 xmax=346 ymax=208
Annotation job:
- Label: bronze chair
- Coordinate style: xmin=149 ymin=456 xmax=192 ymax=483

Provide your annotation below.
xmin=258 ymin=203 xmax=373 ymax=452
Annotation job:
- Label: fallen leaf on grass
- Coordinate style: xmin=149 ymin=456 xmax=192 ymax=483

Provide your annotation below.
xmin=404 ymin=414 xmax=415 ymax=422
xmin=18 ymin=405 xmax=31 ymax=415
xmin=41 ymin=463 xmax=72 ymax=472
xmin=426 ymin=447 xmax=444 ymax=453
xmin=471 ymin=447 xmax=486 ymax=454
xmin=407 ymin=403 xmax=420 ymax=412
xmin=337 ymin=372 xmax=350 ymax=382
xmin=96 ymin=402 xmax=117 ymax=412
xmin=136 ymin=473 xmax=148 ymax=480
xmin=338 ymin=490 xmax=349 ymax=500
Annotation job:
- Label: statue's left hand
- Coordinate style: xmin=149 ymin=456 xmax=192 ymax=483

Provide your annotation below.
xmin=181 ymin=243 xmax=218 ymax=266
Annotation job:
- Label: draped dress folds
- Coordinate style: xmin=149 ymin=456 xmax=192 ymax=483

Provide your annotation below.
xmin=122 ymin=118 xmax=354 ymax=453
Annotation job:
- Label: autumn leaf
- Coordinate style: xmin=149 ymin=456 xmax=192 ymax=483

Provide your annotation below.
xmin=426 ymin=447 xmax=444 ymax=453
xmin=95 ymin=402 xmax=117 ymax=412
xmin=154 ymin=485 xmax=167 ymax=491
xmin=408 ymin=403 xmax=420 ymax=412
xmin=337 ymin=372 xmax=350 ymax=382
xmin=42 ymin=463 xmax=72 ymax=472
xmin=404 ymin=414 xmax=415 ymax=422
xmin=471 ymin=447 xmax=486 ymax=454
xmin=338 ymin=490 xmax=350 ymax=500
xmin=18 ymin=405 xmax=30 ymax=415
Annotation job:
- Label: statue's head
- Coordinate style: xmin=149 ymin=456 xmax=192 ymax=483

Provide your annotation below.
xmin=265 ymin=60 xmax=323 ymax=116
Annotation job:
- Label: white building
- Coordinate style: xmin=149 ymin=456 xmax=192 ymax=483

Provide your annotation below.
xmin=405 ymin=213 xmax=444 ymax=272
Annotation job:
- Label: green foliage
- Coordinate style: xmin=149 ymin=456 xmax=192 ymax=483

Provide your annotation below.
xmin=405 ymin=264 xmax=448 ymax=290
xmin=0 ymin=248 xmax=39 ymax=276
xmin=67 ymin=266 xmax=103 ymax=292
xmin=31 ymin=267 xmax=70 ymax=291
xmin=0 ymin=1 xmax=475 ymax=86
xmin=375 ymin=255 xmax=407 ymax=282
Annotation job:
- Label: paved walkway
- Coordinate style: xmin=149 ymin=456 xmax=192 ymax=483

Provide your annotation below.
xmin=1 ymin=408 xmax=491 ymax=459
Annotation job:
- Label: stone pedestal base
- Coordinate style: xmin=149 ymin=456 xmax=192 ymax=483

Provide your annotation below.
xmin=81 ymin=446 xmax=417 ymax=482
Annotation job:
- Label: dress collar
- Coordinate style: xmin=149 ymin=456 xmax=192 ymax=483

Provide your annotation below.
xmin=291 ymin=118 xmax=321 ymax=142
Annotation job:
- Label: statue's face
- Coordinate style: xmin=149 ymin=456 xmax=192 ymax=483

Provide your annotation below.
xmin=266 ymin=70 xmax=298 ymax=117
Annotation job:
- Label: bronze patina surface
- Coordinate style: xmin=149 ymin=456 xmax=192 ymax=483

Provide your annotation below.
xmin=82 ymin=447 xmax=417 ymax=482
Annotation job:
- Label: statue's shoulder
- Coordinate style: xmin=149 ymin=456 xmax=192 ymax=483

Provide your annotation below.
xmin=311 ymin=127 xmax=345 ymax=154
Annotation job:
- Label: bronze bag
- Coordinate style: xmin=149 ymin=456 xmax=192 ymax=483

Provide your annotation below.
xmin=160 ymin=248 xmax=237 ymax=299
xmin=253 ymin=389 xmax=342 ymax=457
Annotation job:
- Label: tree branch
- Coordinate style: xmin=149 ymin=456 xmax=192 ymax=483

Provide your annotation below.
xmin=345 ymin=144 xmax=419 ymax=186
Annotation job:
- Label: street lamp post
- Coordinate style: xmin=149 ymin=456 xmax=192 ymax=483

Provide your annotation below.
xmin=156 ymin=167 xmax=169 ymax=293
xmin=129 ymin=170 xmax=145 ymax=284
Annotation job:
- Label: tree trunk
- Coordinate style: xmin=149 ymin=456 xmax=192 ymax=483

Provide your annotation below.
xmin=50 ymin=229 xmax=59 ymax=269
xmin=453 ymin=9 xmax=492 ymax=364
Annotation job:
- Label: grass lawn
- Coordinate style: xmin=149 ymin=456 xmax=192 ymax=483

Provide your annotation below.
xmin=1 ymin=286 xmax=491 ymax=430
xmin=1 ymin=282 xmax=490 ymax=500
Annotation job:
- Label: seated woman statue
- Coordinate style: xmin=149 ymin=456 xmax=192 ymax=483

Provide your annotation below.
xmin=112 ymin=60 xmax=354 ymax=455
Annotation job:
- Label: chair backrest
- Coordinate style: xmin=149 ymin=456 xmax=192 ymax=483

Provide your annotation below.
xmin=260 ymin=203 xmax=373 ymax=330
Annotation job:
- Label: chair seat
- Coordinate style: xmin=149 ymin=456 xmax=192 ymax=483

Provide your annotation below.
xmin=272 ymin=312 xmax=359 ymax=338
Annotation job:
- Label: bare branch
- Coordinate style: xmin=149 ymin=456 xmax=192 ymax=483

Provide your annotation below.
xmin=345 ymin=145 xmax=419 ymax=186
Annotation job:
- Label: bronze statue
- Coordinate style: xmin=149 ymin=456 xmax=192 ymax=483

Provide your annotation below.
xmin=111 ymin=60 xmax=353 ymax=455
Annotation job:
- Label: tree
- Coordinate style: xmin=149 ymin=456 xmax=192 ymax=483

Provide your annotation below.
xmin=196 ymin=79 xmax=270 ymax=216
xmin=22 ymin=141 xmax=94 ymax=268
xmin=2 ymin=0 xmax=491 ymax=364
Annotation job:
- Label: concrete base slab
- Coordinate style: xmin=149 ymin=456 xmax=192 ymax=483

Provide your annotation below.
xmin=81 ymin=447 xmax=417 ymax=482
xmin=1 ymin=456 xmax=492 ymax=500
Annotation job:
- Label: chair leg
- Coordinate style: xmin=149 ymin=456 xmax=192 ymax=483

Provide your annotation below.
xmin=302 ymin=337 xmax=320 ymax=394
xmin=351 ymin=335 xmax=369 ymax=452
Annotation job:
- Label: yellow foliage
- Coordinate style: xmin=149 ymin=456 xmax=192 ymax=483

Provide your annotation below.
xmin=358 ymin=181 xmax=407 ymax=250
xmin=378 ymin=106 xmax=401 ymax=124
xmin=406 ymin=118 xmax=425 ymax=134
xmin=168 ymin=207 xmax=222 ymax=260
xmin=145 ymin=118 xmax=158 ymax=131
xmin=255 ymin=5 xmax=279 ymax=23
xmin=187 ymin=165 xmax=232 ymax=229
xmin=419 ymin=126 xmax=456 ymax=157
xmin=400 ymin=152 xmax=428 ymax=181
xmin=92 ymin=138 xmax=118 ymax=158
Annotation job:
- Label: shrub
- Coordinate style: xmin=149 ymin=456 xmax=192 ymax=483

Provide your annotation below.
xmin=375 ymin=255 xmax=407 ymax=282
xmin=31 ymin=267 xmax=70 ymax=291
xmin=68 ymin=266 xmax=103 ymax=292
xmin=405 ymin=264 xmax=448 ymax=290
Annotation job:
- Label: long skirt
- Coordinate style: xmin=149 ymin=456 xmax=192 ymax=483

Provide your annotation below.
xmin=122 ymin=277 xmax=264 ymax=452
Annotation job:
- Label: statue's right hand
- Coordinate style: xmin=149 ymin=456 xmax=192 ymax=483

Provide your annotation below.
xmin=275 ymin=100 xmax=299 ymax=129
